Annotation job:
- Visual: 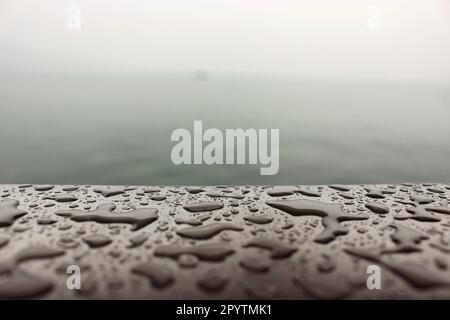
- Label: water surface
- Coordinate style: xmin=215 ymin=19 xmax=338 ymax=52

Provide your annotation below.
xmin=0 ymin=74 xmax=449 ymax=185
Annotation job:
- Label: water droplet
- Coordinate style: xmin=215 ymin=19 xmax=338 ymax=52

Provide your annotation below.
xmin=267 ymin=199 xmax=368 ymax=243
xmin=56 ymin=203 xmax=158 ymax=231
xmin=128 ymin=234 xmax=148 ymax=248
xmin=410 ymin=194 xmax=434 ymax=204
xmin=177 ymin=223 xmax=243 ymax=240
xmin=0 ymin=269 xmax=53 ymax=299
xmin=185 ymin=187 xmax=204 ymax=194
xmin=178 ymin=254 xmax=199 ymax=268
xmin=365 ymin=202 xmax=389 ymax=214
xmin=207 ymin=192 xmax=245 ymax=200
xmin=243 ymin=237 xmax=297 ymax=259
xmin=267 ymin=187 xmax=295 ymax=197
xmin=34 ymin=185 xmax=54 ymax=192
xmin=197 ymin=270 xmax=228 ymax=292
xmin=243 ymin=214 xmax=274 ymax=224
xmin=240 ymin=256 xmax=270 ymax=273
xmin=82 ymin=234 xmax=112 ymax=248
xmin=93 ymin=186 xmax=125 ymax=197
xmin=0 ymin=200 xmax=27 ymax=227
xmin=132 ymin=261 xmax=174 ymax=288
xmin=53 ymin=193 xmax=78 ymax=203
xmin=0 ymin=236 xmax=10 ymax=248
xmin=154 ymin=243 xmax=235 ymax=261
xmin=183 ymin=201 xmax=224 ymax=213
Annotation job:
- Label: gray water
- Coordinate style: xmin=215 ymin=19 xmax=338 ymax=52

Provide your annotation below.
xmin=0 ymin=74 xmax=449 ymax=185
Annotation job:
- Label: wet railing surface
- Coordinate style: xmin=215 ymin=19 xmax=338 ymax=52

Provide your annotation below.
xmin=0 ymin=183 xmax=450 ymax=299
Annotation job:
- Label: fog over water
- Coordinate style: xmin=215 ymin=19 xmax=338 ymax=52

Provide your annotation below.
xmin=0 ymin=1 xmax=449 ymax=185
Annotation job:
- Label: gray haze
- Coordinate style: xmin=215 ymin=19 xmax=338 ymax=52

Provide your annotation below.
xmin=0 ymin=1 xmax=449 ymax=185
xmin=0 ymin=0 xmax=449 ymax=82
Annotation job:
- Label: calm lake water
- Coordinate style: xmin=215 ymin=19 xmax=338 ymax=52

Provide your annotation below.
xmin=0 ymin=74 xmax=449 ymax=185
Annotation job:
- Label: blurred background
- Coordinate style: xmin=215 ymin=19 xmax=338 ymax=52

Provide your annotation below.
xmin=0 ymin=0 xmax=449 ymax=185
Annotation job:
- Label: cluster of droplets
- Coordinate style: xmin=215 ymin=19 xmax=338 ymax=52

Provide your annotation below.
xmin=0 ymin=183 xmax=450 ymax=299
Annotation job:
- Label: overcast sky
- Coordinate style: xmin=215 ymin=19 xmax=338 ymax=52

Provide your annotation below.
xmin=0 ymin=0 xmax=449 ymax=82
